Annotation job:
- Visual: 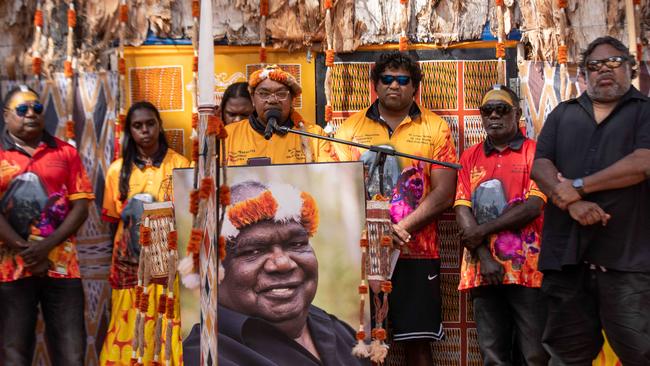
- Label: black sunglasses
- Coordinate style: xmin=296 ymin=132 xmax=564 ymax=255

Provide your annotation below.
xmin=479 ymin=103 xmax=513 ymax=117
xmin=13 ymin=103 xmax=44 ymax=117
xmin=585 ymin=56 xmax=628 ymax=72
xmin=379 ymin=75 xmax=411 ymax=86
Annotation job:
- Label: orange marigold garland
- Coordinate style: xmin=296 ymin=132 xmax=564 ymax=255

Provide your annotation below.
xmin=34 ymin=9 xmax=44 ymax=27
xmin=218 ymin=236 xmax=226 ymax=261
xmin=324 ymin=0 xmax=333 ymax=9
xmin=558 ymin=45 xmax=568 ymax=64
xmin=219 ymin=185 xmax=231 ymax=206
xmin=199 ymin=177 xmax=215 ymax=200
xmin=64 ymin=60 xmax=73 ymax=77
xmin=119 ymin=4 xmax=129 ymax=22
xmin=259 ymin=47 xmax=267 ymax=64
xmin=187 ymin=228 xmax=203 ymax=254
xmin=191 ymin=0 xmax=200 ymax=18
xmin=399 ymin=36 xmax=408 ymax=52
xmin=32 ymin=57 xmax=42 ymax=76
xmin=325 ymin=49 xmax=335 ymax=67
xmin=189 ymin=189 xmax=199 ymax=215
xmin=65 ymin=120 xmax=75 ymax=140
xmin=191 ymin=139 xmax=199 ymax=163
xmin=557 ymin=0 xmax=568 ymax=8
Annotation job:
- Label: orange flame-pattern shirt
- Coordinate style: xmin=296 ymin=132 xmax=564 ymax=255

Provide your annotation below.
xmin=334 ymin=103 xmax=457 ymax=259
xmin=454 ymin=137 xmax=545 ymax=290
xmin=0 ymin=133 xmax=94 ymax=282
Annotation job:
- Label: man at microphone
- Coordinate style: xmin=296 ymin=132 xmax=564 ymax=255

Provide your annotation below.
xmin=224 ymin=65 xmax=337 ymax=165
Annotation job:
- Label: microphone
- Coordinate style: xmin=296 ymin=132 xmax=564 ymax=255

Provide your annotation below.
xmin=263 ymin=109 xmax=282 ymax=140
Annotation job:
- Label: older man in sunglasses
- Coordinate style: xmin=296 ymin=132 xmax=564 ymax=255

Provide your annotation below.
xmin=224 ymin=64 xmax=336 ymax=166
xmin=454 ymin=85 xmax=548 ymax=364
xmin=532 ymin=36 xmax=650 ymax=364
xmin=0 ymin=85 xmax=93 ymax=365
xmin=334 ymin=52 xmax=457 ymax=366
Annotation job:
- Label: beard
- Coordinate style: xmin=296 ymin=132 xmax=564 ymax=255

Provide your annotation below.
xmin=586 ymin=72 xmax=630 ymax=102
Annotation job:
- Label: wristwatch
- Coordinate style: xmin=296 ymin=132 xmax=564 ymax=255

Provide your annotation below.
xmin=572 ymin=178 xmax=586 ymax=197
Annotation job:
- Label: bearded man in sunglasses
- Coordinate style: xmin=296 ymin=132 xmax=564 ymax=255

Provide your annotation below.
xmin=532 ymin=36 xmax=650 ymax=364
xmin=0 ymin=85 xmax=93 ymax=365
xmin=334 ymin=52 xmax=457 ymax=366
xmin=454 ymin=85 xmax=548 ymax=364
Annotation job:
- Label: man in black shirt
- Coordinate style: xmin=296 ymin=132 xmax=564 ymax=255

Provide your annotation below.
xmin=532 ymin=36 xmax=650 ymax=365
xmin=183 ymin=180 xmax=369 ymax=366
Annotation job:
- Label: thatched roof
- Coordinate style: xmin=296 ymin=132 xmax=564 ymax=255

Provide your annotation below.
xmin=1 ymin=0 xmax=648 ymax=78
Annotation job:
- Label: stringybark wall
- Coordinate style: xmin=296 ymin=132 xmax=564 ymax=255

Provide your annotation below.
xmin=1 ymin=0 xmax=649 ymax=78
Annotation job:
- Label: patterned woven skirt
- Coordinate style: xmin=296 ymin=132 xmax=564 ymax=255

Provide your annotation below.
xmin=100 ymin=278 xmax=183 ymax=365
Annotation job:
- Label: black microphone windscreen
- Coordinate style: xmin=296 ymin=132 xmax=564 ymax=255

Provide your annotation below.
xmin=264 ymin=109 xmax=282 ymax=122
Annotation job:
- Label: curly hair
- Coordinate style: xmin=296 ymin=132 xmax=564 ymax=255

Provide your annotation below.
xmin=371 ymin=52 xmax=422 ymax=90
xmin=579 ymin=36 xmax=637 ymax=79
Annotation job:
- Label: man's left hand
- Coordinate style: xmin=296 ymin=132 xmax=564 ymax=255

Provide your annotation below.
xmin=552 ymin=173 xmax=581 ymax=210
xmin=392 ymin=223 xmax=411 ymax=247
xmin=19 ymin=239 xmax=55 ymax=268
xmin=459 ymin=225 xmax=485 ymax=250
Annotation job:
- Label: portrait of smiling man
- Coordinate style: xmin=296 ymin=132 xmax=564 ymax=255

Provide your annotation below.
xmin=183 ymin=179 xmax=369 ymax=366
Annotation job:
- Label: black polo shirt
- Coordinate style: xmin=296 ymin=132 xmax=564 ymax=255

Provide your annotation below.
xmin=535 ymin=86 xmax=650 ymax=272
xmin=182 ymin=305 xmax=370 ymax=366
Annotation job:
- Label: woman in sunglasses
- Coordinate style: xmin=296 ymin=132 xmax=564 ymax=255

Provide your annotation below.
xmin=0 ymin=85 xmax=93 ymax=365
xmin=100 ymin=101 xmax=189 ymax=365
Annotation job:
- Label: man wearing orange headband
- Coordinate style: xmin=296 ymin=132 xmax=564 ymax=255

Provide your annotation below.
xmin=183 ymin=181 xmax=369 ymax=366
xmin=0 ymin=85 xmax=93 ymax=364
xmin=454 ymin=85 xmax=548 ymax=364
xmin=224 ymin=65 xmax=337 ymax=165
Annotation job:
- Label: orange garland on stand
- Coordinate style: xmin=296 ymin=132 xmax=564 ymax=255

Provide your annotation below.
xmin=323 ymin=0 xmax=336 ymax=135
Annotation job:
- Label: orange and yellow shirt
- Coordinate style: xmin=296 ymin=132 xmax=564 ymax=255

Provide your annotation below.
xmin=224 ymin=114 xmax=337 ymax=166
xmin=334 ymin=102 xmax=457 ymax=259
xmin=0 ymin=131 xmax=94 ymax=282
xmin=454 ymin=134 xmax=545 ymax=290
xmin=102 ymin=147 xmax=189 ymax=289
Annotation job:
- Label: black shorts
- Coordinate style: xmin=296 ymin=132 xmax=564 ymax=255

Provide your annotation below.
xmin=388 ymin=258 xmax=444 ymax=342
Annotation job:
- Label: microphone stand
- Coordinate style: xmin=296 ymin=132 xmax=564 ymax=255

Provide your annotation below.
xmin=274 ymin=125 xmax=462 ymax=170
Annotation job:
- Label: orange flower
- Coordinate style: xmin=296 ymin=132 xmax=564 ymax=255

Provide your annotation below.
xmin=119 ymin=4 xmax=129 ymax=22
xmin=167 ymin=231 xmax=178 ymax=250
xmin=199 ymin=177 xmax=215 ymax=200
xmin=189 ymin=189 xmax=199 ymax=215
xmin=191 ymin=0 xmax=200 ymax=18
xmin=187 ymin=228 xmax=203 ymax=254
xmin=558 ymin=45 xmax=568 ymax=65
xmin=218 ymin=236 xmax=226 ymax=260
xmin=260 ymin=0 xmax=269 ymax=16
xmin=325 ymin=49 xmax=335 ymax=67
xmin=34 ymin=9 xmax=43 ymax=27
xmin=32 ymin=57 xmax=42 ymax=76
xmin=381 ymin=280 xmax=392 ymax=294
xmin=399 ymin=36 xmax=408 ymax=52
xmin=356 ymin=331 xmax=366 ymax=340
xmin=157 ymin=294 xmax=167 ymax=314
xmin=118 ymin=58 xmax=126 ymax=76
xmin=64 ymin=60 xmax=73 ymax=77
xmin=496 ymin=42 xmax=506 ymax=59
xmin=324 ymin=105 xmax=333 ymax=122
xmin=67 ymin=9 xmax=76 ymax=28
xmin=65 ymin=120 xmax=75 ymax=140
xmin=139 ymin=226 xmax=152 ymax=246
xmin=358 ymin=284 xmax=368 ymax=294
xmin=380 ymin=235 xmax=392 ymax=247
xmin=359 ymin=238 xmax=369 ymax=247
xmin=166 ymin=296 xmax=174 ymax=318
xmin=259 ymin=47 xmax=267 ymax=64
xmin=219 ymin=185 xmax=231 ymax=206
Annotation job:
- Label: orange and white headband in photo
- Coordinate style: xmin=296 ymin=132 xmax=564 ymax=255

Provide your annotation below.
xmin=248 ymin=65 xmax=302 ymax=97
xmin=221 ymin=182 xmax=319 ymax=240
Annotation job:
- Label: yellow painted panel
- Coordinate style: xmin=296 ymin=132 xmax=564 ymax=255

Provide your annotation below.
xmin=124 ymin=45 xmax=316 ymax=160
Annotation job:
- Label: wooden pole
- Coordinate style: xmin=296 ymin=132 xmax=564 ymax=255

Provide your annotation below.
xmin=625 ymin=0 xmax=639 ymax=88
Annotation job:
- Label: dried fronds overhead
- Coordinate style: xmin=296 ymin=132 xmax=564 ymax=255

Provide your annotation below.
xmin=2 ymin=0 xmax=650 ymax=77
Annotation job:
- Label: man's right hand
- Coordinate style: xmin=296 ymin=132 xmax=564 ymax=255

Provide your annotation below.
xmin=567 ymin=201 xmax=610 ymax=226
xmin=479 ymin=254 xmax=504 ymax=286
